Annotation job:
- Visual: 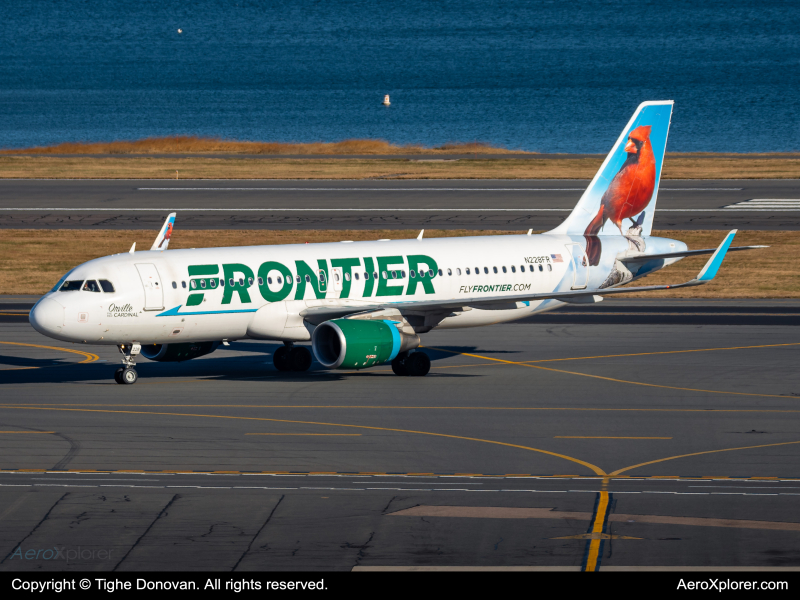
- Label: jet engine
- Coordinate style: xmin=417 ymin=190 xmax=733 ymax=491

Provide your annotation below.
xmin=312 ymin=319 xmax=419 ymax=370
xmin=140 ymin=341 xmax=220 ymax=362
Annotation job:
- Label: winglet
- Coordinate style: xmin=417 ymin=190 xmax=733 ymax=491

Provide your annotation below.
xmin=417 ymin=229 xmax=424 ymax=240
xmin=151 ymin=213 xmax=177 ymax=251
xmin=696 ymin=230 xmax=737 ymax=282
xmin=129 ymin=242 xmax=136 ymax=254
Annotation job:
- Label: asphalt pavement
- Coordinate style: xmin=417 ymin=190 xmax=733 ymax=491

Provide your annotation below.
xmin=2 ymin=298 xmax=800 ymax=570
xmin=1 ymin=179 xmax=799 ymax=230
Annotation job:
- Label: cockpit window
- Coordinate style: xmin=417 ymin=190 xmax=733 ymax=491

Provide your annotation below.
xmin=60 ymin=280 xmax=84 ymax=292
xmin=82 ymin=280 xmax=101 ymax=293
xmin=99 ymin=280 xmax=115 ymax=293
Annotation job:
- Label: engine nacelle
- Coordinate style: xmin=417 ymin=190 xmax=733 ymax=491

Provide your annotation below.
xmin=312 ymin=319 xmax=419 ymax=370
xmin=140 ymin=341 xmax=220 ymax=362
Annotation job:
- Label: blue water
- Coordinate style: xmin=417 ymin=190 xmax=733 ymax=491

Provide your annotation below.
xmin=1 ymin=0 xmax=798 ymax=152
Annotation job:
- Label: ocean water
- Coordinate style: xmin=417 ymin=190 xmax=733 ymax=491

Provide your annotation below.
xmin=1 ymin=0 xmax=798 ymax=152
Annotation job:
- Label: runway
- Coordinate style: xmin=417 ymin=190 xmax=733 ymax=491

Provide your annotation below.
xmin=1 ymin=179 xmax=799 ymax=230
xmin=1 ymin=297 xmax=800 ymax=570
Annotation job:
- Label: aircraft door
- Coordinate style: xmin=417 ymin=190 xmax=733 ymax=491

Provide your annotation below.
xmin=331 ymin=267 xmax=344 ymax=294
xmin=135 ymin=263 xmax=165 ymax=310
xmin=565 ymin=243 xmax=589 ymax=290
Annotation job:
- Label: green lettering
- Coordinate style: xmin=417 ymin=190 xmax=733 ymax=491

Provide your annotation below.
xmin=376 ymin=256 xmax=405 ymax=297
xmin=294 ymin=259 xmax=329 ymax=300
xmin=222 ymin=263 xmax=254 ymax=304
xmin=331 ymin=257 xmax=361 ymax=298
xmin=406 ymin=254 xmax=438 ymax=295
xmin=257 ymin=261 xmax=293 ymax=302
xmin=186 ymin=264 xmax=219 ymax=306
xmin=363 ymin=257 xmax=375 ymax=297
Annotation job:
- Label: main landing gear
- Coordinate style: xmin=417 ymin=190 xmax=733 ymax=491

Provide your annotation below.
xmin=115 ymin=343 xmax=140 ymax=385
xmin=273 ymin=342 xmax=313 ymax=372
xmin=391 ymin=350 xmax=431 ymax=377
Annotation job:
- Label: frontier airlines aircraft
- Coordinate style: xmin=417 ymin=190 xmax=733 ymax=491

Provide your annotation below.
xmin=29 ymin=102 xmax=763 ymax=384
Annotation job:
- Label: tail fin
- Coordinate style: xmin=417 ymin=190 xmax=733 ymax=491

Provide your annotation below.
xmin=550 ymin=101 xmax=673 ymax=238
xmin=151 ymin=213 xmax=176 ymax=251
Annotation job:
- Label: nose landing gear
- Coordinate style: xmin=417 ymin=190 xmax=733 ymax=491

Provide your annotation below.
xmin=115 ymin=343 xmax=141 ymax=384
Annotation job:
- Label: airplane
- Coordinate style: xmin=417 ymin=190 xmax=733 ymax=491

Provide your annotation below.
xmin=29 ymin=101 xmax=766 ymax=384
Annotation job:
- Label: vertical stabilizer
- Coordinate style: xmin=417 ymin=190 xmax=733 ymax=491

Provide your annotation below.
xmin=550 ymin=101 xmax=673 ymax=245
xmin=151 ymin=213 xmax=176 ymax=251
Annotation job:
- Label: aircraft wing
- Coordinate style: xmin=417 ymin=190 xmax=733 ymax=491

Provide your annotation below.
xmin=151 ymin=213 xmax=176 ymax=251
xmin=301 ymin=230 xmax=740 ymax=321
xmin=619 ymin=243 xmax=767 ymax=264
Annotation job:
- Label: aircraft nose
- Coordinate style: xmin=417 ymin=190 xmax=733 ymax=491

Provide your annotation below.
xmin=29 ymin=297 xmax=65 ymax=336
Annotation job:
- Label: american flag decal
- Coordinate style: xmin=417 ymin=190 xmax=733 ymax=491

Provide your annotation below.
xmin=551 ymin=254 xmax=563 ymax=262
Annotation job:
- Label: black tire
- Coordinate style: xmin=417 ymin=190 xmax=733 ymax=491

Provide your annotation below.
xmin=114 ymin=367 xmax=124 ymax=384
xmin=405 ymin=352 xmax=431 ymax=377
xmin=121 ymin=367 xmax=138 ymax=385
xmin=289 ymin=346 xmax=313 ymax=372
xmin=273 ymin=346 xmax=292 ymax=372
xmin=391 ymin=356 xmax=408 ymax=376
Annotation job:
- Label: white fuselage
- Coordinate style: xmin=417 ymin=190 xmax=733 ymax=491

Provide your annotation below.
xmin=29 ymin=232 xmax=685 ymax=346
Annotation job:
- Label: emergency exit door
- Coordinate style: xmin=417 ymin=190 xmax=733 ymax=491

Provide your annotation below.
xmin=135 ymin=263 xmax=165 ymax=310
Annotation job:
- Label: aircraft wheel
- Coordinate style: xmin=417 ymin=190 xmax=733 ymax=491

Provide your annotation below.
xmin=391 ymin=356 xmax=408 ymax=376
xmin=121 ymin=367 xmax=138 ymax=385
xmin=114 ymin=367 xmax=125 ymax=384
xmin=289 ymin=346 xmax=312 ymax=372
xmin=405 ymin=352 xmax=431 ymax=377
xmin=273 ymin=346 xmax=292 ymax=372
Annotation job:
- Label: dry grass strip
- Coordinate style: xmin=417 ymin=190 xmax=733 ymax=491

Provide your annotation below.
xmin=0 ymin=229 xmax=792 ymax=297
xmin=1 ymin=137 xmax=523 ymax=156
xmin=1 ymin=155 xmax=799 ymax=179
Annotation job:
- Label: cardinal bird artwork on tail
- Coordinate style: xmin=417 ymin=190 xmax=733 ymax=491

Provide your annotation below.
xmin=583 ymin=125 xmax=657 ymax=265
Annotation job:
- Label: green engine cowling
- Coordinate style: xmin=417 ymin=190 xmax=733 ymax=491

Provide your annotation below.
xmin=312 ymin=319 xmax=419 ymax=370
xmin=140 ymin=341 xmax=220 ymax=362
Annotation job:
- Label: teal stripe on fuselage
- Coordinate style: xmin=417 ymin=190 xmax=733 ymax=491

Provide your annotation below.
xmin=156 ymin=305 xmax=258 ymax=317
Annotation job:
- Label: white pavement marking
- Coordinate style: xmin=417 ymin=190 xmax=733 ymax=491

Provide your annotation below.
xmin=724 ymin=199 xmax=800 ymax=210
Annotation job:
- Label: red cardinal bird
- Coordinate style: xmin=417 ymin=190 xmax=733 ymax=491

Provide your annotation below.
xmin=583 ymin=125 xmax=656 ymax=265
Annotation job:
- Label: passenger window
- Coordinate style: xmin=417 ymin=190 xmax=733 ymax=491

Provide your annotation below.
xmin=210 ymin=279 xmax=217 ymax=288
xmin=363 ymin=272 xmax=369 ymax=280
xmin=219 ymin=279 xmax=224 ymax=287
xmin=60 ymin=280 xmax=84 ymax=292
xmin=410 ymin=270 xmax=416 ymax=278
xmin=520 ymin=265 xmax=525 ymax=272
xmin=229 ymin=278 xmax=235 ymax=286
xmin=447 ymin=268 xmax=452 ymax=276
xmin=539 ymin=265 xmax=543 ymax=272
xmin=373 ymin=272 xmax=378 ymax=280
xmin=239 ymin=278 xmax=245 ymax=286
xmin=466 ymin=268 xmax=470 ymax=275
xmin=258 ymin=277 xmax=264 ymax=285
xmin=438 ymin=269 xmax=443 ymax=276
xmin=181 ymin=281 xmax=186 ymax=289
xmin=191 ymin=280 xmax=197 ymax=289
xmin=267 ymin=277 xmax=272 ymax=284
xmin=493 ymin=267 xmax=498 ymax=274
xmin=334 ymin=273 xmax=340 ymax=282
xmin=344 ymin=273 xmax=350 ymax=281
xmin=172 ymin=281 xmax=177 ymax=289
xmin=248 ymin=277 xmax=253 ymax=286
xmin=277 ymin=276 xmax=282 ymax=285
xmin=83 ymin=280 xmax=101 ymax=292
xmin=391 ymin=270 xmax=396 ymax=279
xmin=502 ymin=266 xmax=507 ymax=273
xmin=401 ymin=270 xmax=406 ymax=278
xmin=548 ymin=264 xmax=552 ymax=271
xmin=484 ymin=267 xmax=489 ymax=274
xmin=99 ymin=280 xmax=115 ymax=292
xmin=511 ymin=266 xmax=516 ymax=273
xmin=529 ymin=265 xmax=535 ymax=272
xmin=201 ymin=280 xmax=206 ymax=288
xmin=382 ymin=271 xmax=388 ymax=279
xmin=354 ymin=273 xmax=360 ymax=280
xmin=475 ymin=267 xmax=479 ymax=274
xmin=319 ymin=271 xmax=326 ymax=282
xmin=305 ymin=275 xmax=311 ymax=283
xmin=428 ymin=269 xmax=434 ymax=277
xmin=457 ymin=268 xmax=462 ymax=275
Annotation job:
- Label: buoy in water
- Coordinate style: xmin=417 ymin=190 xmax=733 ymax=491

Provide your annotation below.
xmin=382 ymin=94 xmax=390 ymax=106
